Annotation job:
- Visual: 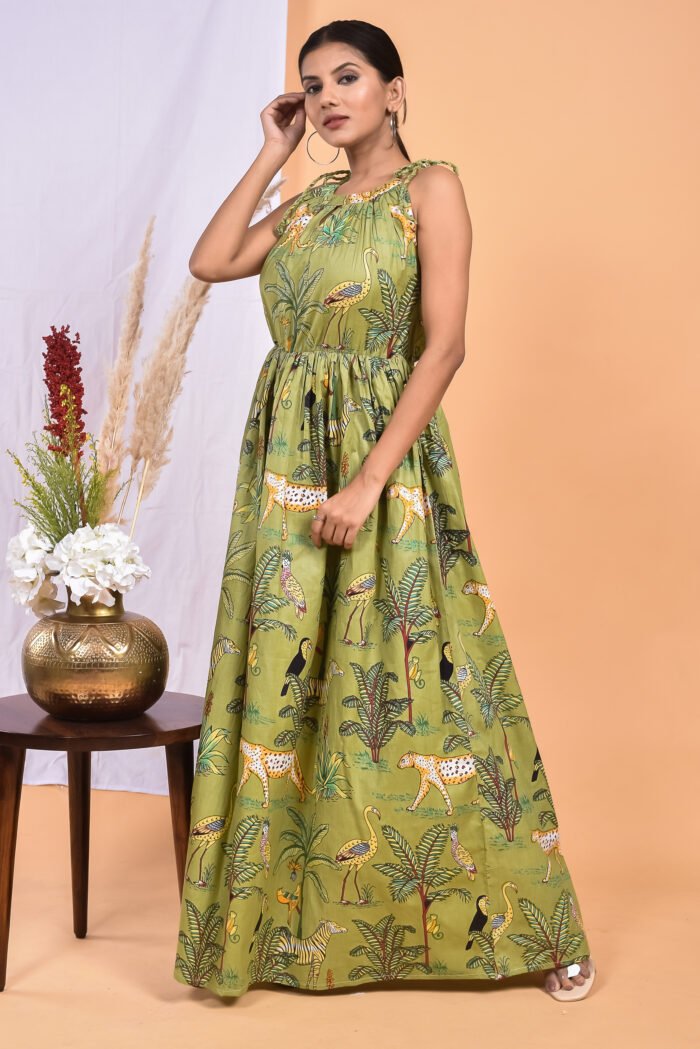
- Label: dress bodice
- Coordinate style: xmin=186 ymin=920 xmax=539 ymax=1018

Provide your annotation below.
xmin=259 ymin=158 xmax=459 ymax=366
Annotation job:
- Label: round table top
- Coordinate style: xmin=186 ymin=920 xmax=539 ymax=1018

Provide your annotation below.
xmin=0 ymin=691 xmax=204 ymax=751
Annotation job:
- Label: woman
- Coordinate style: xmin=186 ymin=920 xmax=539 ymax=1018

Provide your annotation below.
xmin=174 ymin=19 xmax=596 ymax=1001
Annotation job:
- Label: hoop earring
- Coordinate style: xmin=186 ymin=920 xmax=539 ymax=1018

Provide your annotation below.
xmin=306 ymin=130 xmax=340 ymax=165
xmin=390 ymin=111 xmax=397 ymax=142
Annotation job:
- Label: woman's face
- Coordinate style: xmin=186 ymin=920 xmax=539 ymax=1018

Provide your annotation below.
xmin=300 ymin=42 xmax=399 ymax=148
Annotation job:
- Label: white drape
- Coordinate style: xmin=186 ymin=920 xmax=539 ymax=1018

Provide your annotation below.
xmin=0 ymin=0 xmax=288 ymax=793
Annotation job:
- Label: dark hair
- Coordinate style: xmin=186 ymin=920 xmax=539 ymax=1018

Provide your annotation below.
xmin=298 ymin=20 xmax=410 ymax=162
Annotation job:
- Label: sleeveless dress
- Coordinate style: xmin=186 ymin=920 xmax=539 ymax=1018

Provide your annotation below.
xmin=173 ymin=158 xmax=592 ymax=996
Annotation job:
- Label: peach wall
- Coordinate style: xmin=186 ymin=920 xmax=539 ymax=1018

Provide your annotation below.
xmin=283 ymin=1 xmax=699 ymax=888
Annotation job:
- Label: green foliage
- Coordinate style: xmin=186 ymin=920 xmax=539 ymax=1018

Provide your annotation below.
xmin=339 ymin=660 xmax=415 ymax=762
xmin=274 ymin=805 xmax=336 ymax=933
xmin=263 ymin=259 xmax=327 ymax=351
xmin=508 ymin=889 xmax=586 ymax=971
xmin=221 ymin=814 xmax=265 ymax=897
xmin=475 ymin=747 xmax=522 ymax=841
xmin=358 ymin=268 xmax=419 ymax=357
xmin=221 ymin=528 xmax=255 ymax=620
xmin=466 ymin=931 xmax=512 ymax=979
xmin=247 ymin=916 xmax=300 ymax=988
xmin=195 ymin=725 xmax=231 ymax=776
xmin=275 ymin=672 xmax=318 ymax=748
xmin=293 ymin=397 xmax=328 ymax=486
xmin=429 ymin=490 xmax=477 ymax=583
xmin=314 ymin=726 xmax=352 ymax=801
xmin=374 ymin=556 xmax=436 ymax=648
xmin=441 ymin=677 xmax=478 ymax=752
xmin=7 ymin=399 xmax=124 ymax=545
xmin=250 ymin=545 xmax=297 ymax=642
xmin=175 ymin=899 xmax=225 ymax=987
xmin=348 ymin=913 xmax=431 ymax=982
xmin=418 ymin=417 xmax=453 ymax=477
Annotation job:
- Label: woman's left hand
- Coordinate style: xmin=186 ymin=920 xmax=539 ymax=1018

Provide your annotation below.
xmin=310 ymin=471 xmax=385 ymax=549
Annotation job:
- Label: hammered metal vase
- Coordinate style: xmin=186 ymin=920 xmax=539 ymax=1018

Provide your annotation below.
xmin=21 ymin=583 xmax=169 ymax=722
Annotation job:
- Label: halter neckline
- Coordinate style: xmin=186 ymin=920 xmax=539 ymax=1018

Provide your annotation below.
xmin=325 ymin=160 xmax=426 ymax=202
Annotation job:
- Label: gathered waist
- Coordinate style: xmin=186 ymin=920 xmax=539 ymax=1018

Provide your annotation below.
xmin=269 ymin=341 xmax=414 ymax=367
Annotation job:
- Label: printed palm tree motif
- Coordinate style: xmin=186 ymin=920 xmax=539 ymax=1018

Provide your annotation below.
xmin=428 ymin=490 xmax=478 ymax=583
xmin=195 ymin=724 xmax=231 ymax=776
xmin=220 ymin=527 xmax=255 ymax=620
xmin=239 ymin=545 xmax=300 ymax=712
xmin=248 ymin=916 xmax=300 ymax=989
xmin=358 ymin=267 xmax=419 ymax=358
xmin=373 ymin=557 xmax=437 ymax=723
xmin=474 ymin=746 xmax=523 ymax=842
xmin=175 ymin=899 xmax=225 ymax=988
xmin=246 ymin=545 xmax=297 ymax=642
xmin=468 ymin=650 xmax=529 ymax=802
xmin=274 ymin=805 xmax=337 ymax=936
xmin=465 ymin=930 xmax=512 ymax=980
xmin=348 ymin=913 xmax=432 ymax=983
xmin=508 ymin=889 xmax=587 ymax=972
xmin=217 ymin=814 xmax=267 ymax=978
xmin=339 ymin=659 xmax=415 ymax=763
xmin=373 ymin=822 xmax=472 ymax=967
xmin=263 ymin=259 xmax=327 ymax=351
xmin=292 ymin=396 xmax=328 ymax=487
xmin=441 ymin=677 xmax=478 ymax=753
xmin=419 ymin=417 xmax=454 ymax=477
xmin=275 ymin=671 xmax=318 ymax=750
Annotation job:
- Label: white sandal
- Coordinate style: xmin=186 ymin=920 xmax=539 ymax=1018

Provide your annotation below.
xmin=546 ymin=957 xmax=596 ymax=1001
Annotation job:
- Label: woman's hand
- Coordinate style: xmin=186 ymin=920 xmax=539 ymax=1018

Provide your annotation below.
xmin=260 ymin=91 xmax=307 ymax=154
xmin=310 ymin=471 xmax=385 ymax=549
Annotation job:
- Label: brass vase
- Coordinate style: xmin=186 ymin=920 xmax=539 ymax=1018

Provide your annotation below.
xmin=21 ymin=580 xmax=169 ymax=722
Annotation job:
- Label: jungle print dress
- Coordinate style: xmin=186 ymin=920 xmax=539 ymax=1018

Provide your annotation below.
xmin=173 ymin=158 xmax=592 ymax=996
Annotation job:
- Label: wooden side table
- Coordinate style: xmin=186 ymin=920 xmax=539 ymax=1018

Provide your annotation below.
xmin=0 ymin=690 xmax=203 ymax=992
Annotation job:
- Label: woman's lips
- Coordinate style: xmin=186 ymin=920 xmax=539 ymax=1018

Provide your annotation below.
xmin=324 ymin=116 xmax=348 ymax=129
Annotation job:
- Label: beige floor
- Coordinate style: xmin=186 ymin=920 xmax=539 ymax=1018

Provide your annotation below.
xmin=2 ymin=784 xmax=694 ymax=1048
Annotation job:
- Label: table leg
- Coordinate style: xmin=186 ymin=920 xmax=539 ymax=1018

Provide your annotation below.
xmin=0 ymin=745 xmax=25 ymax=992
xmin=67 ymin=751 xmax=91 ymax=939
xmin=164 ymin=741 xmax=194 ymax=898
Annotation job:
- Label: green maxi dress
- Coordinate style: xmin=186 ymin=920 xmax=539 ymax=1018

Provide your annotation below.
xmin=173 ymin=158 xmax=592 ymax=996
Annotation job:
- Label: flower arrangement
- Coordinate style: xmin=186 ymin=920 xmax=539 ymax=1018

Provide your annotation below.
xmin=6 ymin=218 xmax=213 ymax=616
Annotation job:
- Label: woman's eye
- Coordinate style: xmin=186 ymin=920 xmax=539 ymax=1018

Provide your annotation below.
xmin=306 ymin=74 xmax=357 ymax=95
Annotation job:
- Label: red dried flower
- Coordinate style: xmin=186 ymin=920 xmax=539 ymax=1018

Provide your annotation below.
xmin=42 ymin=323 xmax=88 ymax=458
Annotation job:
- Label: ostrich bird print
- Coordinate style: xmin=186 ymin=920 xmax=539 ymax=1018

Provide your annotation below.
xmin=184 ymin=789 xmax=235 ymax=887
xmin=335 ymin=805 xmax=381 ymax=904
xmin=489 ymin=881 xmax=518 ymax=945
xmin=341 ymin=573 xmax=376 ymax=646
xmin=320 ymin=247 xmax=379 ymax=348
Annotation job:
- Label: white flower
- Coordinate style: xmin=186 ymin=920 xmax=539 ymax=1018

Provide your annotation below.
xmin=44 ymin=523 xmax=151 ymax=606
xmin=5 ymin=523 xmax=63 ymax=616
